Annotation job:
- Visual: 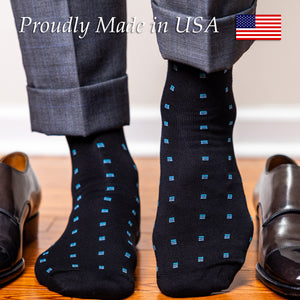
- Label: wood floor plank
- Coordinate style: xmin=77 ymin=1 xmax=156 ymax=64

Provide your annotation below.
xmin=0 ymin=157 xmax=288 ymax=299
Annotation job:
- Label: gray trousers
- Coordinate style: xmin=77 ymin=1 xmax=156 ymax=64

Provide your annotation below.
xmin=10 ymin=0 xmax=257 ymax=136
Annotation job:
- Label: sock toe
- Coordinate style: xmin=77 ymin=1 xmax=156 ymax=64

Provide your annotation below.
xmin=51 ymin=270 xmax=134 ymax=299
xmin=157 ymin=263 xmax=242 ymax=297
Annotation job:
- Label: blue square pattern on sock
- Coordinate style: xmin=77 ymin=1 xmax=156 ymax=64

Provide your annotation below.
xmin=122 ymin=144 xmax=127 ymax=150
xmin=228 ymin=174 xmax=233 ymax=180
xmin=228 ymin=155 xmax=232 ymax=160
xmin=106 ymin=186 xmax=115 ymax=191
xmin=75 ymin=183 xmax=81 ymax=190
xmin=70 ymin=242 xmax=76 ymax=247
xmin=125 ymin=252 xmax=131 ymax=258
xmin=40 ymin=258 xmax=46 ymax=263
xmin=104 ymin=197 xmax=112 ymax=202
xmin=229 ymin=104 xmax=233 ymax=110
xmin=128 ymin=220 xmax=133 ymax=227
xmin=224 ymin=234 xmax=231 ymax=239
xmin=122 ymin=268 xmax=128 ymax=274
xmin=99 ymin=222 xmax=106 ymax=227
xmin=73 ymin=216 xmax=79 ymax=222
xmin=169 ymin=176 xmax=175 ymax=181
xmin=173 ymin=262 xmax=178 ymax=269
xmin=132 ymin=209 xmax=137 ymax=216
xmin=202 ymin=156 xmax=209 ymax=161
xmin=198 ymin=235 xmax=205 ymax=242
xmin=97 ymin=143 xmax=105 ymax=148
xmin=227 ymin=194 xmax=233 ymax=200
xmin=200 ymin=110 xmax=207 ymax=115
xmin=169 ymin=217 xmax=175 ymax=223
xmin=77 ymin=195 xmax=82 ymax=201
xmin=164 ymin=121 xmax=169 ymax=127
xmin=167 ymin=156 xmax=173 ymax=162
xmin=227 ymin=214 xmax=233 ymax=220
xmin=171 ymin=239 xmax=177 ymax=245
xmin=74 ymin=168 xmax=79 ymax=175
xmin=169 ymin=196 xmax=175 ymax=202
xmin=43 ymin=251 xmax=49 ymax=256
xmin=202 ymin=174 xmax=208 ymax=180
xmin=201 ymin=140 xmax=208 ymax=145
xmin=126 ymin=231 xmax=131 ymax=237
xmin=74 ymin=204 xmax=79 ymax=211
xmin=72 ymin=229 xmax=78 ymax=235
xmin=101 ymin=209 xmax=109 ymax=213
xmin=99 ymin=236 xmax=106 ymax=241
xmin=164 ymin=138 xmax=169 ymax=144
xmin=170 ymin=85 xmax=175 ymax=92
xmin=164 ymin=104 xmax=170 ymax=110
xmin=72 ymin=149 xmax=77 ymax=156
xmin=229 ymin=121 xmax=233 ymax=126
xmin=98 ymin=251 xmax=104 ymax=256
xmin=99 ymin=265 xmax=105 ymax=270
xmin=70 ymin=254 xmax=77 ymax=258
xmin=199 ymin=214 xmax=206 ymax=220
xmin=223 ymin=252 xmax=230 ymax=258
xmin=106 ymin=173 xmax=115 ymax=178
xmin=72 ymin=264 xmax=79 ymax=268
xmin=200 ymin=93 xmax=207 ymax=99
xmin=200 ymin=194 xmax=207 ymax=200
xmin=225 ymin=87 xmax=229 ymax=93
xmin=198 ymin=256 xmax=204 ymax=262
xmin=227 ymin=138 xmax=231 ymax=143
xmin=103 ymin=159 xmax=111 ymax=164
xmin=200 ymin=125 xmax=208 ymax=130
xmin=128 ymin=240 xmax=133 ymax=246
xmin=46 ymin=267 xmax=53 ymax=273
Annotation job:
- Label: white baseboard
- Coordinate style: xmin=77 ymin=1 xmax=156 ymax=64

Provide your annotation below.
xmin=0 ymin=105 xmax=300 ymax=158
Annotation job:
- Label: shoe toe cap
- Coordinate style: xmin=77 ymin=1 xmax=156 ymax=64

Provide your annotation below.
xmin=266 ymin=247 xmax=300 ymax=286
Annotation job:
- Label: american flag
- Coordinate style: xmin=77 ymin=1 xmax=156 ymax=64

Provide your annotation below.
xmin=236 ymin=14 xmax=281 ymax=40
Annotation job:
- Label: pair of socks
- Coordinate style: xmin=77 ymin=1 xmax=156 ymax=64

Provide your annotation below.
xmin=35 ymin=62 xmax=253 ymax=299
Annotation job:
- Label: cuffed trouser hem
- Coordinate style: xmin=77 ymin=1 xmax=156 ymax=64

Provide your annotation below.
xmin=152 ymin=0 xmax=257 ymax=73
xmin=27 ymin=75 xmax=129 ymax=136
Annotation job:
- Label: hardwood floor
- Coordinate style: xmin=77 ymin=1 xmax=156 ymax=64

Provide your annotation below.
xmin=1 ymin=157 xmax=287 ymax=299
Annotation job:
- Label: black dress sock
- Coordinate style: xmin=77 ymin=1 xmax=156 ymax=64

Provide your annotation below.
xmin=153 ymin=61 xmax=253 ymax=297
xmin=35 ymin=128 xmax=140 ymax=300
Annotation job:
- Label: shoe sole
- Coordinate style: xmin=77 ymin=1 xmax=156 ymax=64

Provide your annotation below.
xmin=0 ymin=212 xmax=39 ymax=286
xmin=256 ymin=263 xmax=300 ymax=297
xmin=0 ymin=258 xmax=25 ymax=286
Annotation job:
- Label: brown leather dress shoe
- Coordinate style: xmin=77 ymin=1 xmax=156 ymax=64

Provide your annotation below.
xmin=0 ymin=152 xmax=41 ymax=286
xmin=253 ymin=154 xmax=300 ymax=297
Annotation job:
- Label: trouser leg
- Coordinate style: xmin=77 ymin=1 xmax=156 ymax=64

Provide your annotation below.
xmin=10 ymin=0 xmax=129 ymax=136
xmin=151 ymin=0 xmax=257 ymax=72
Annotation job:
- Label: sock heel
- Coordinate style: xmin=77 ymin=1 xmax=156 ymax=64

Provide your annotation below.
xmin=23 ymin=213 xmax=39 ymax=244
